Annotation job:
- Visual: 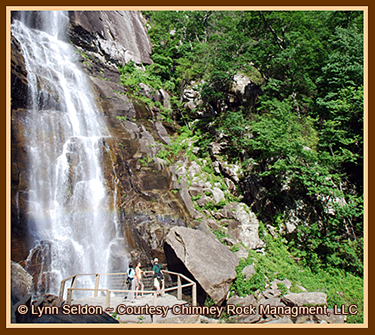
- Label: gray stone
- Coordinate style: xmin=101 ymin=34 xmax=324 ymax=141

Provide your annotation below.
xmin=210 ymin=187 xmax=225 ymax=204
xmin=264 ymin=317 xmax=294 ymax=324
xmin=209 ymin=142 xmax=222 ymax=155
xmin=294 ymin=315 xmax=312 ymax=324
xmin=227 ymin=294 xmax=255 ymax=307
xmin=271 ymin=278 xmax=292 ymax=291
xmin=155 ymin=121 xmax=171 ymax=145
xmin=196 ymin=194 xmax=212 ymax=207
xmin=218 ymin=161 xmax=242 ymax=183
xmin=262 ymin=288 xmax=282 ymax=299
xmin=282 ymin=292 xmax=327 ymax=307
xmin=296 ymin=285 xmax=308 ymax=292
xmin=234 ymin=246 xmax=249 ymax=260
xmin=11 ymin=261 xmax=32 ymax=301
xmin=159 ymin=89 xmax=171 ymax=111
xmin=220 ymin=236 xmax=237 ymax=247
xmin=236 ymin=313 xmax=262 ymax=324
xmin=221 ymin=203 xmax=263 ymax=249
xmin=241 ymin=264 xmax=256 ymax=281
xmin=314 ymin=309 xmax=346 ymax=324
xmin=165 ymin=226 xmax=239 ymax=304
xmin=178 ymin=180 xmax=198 ymax=216
xmin=266 ymin=224 xmax=278 ymax=238
xmin=188 ymin=187 xmax=203 ymax=198
xmin=224 ymin=177 xmax=236 ymax=193
xmin=257 ymin=297 xmax=287 ymax=320
xmin=187 ymin=161 xmax=202 ymax=179
xmin=231 ymin=73 xmax=251 ymax=95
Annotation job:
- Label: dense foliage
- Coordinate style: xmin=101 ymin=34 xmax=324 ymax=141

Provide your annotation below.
xmin=118 ymin=10 xmax=364 ymax=322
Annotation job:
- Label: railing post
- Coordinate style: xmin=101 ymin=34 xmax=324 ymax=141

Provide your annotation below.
xmin=177 ymin=275 xmax=182 ymax=300
xmin=58 ymin=280 xmax=65 ymax=306
xmin=94 ymin=274 xmax=100 ymax=297
xmin=105 ymin=290 xmax=110 ymax=309
xmin=67 ymin=288 xmax=72 ymax=305
xmin=192 ymin=283 xmax=197 ymax=306
xmin=153 ymin=291 xmax=157 ymax=306
xmin=161 ymin=272 xmax=165 ymax=295
xmin=70 ymin=276 xmax=77 ymax=301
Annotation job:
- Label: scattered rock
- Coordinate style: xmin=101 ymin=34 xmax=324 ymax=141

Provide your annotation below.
xmin=218 ymin=161 xmax=242 ymax=183
xmin=264 ymin=317 xmax=294 ymax=324
xmin=234 ymin=246 xmax=249 ymax=260
xmin=296 ymin=285 xmax=308 ymax=292
xmin=271 ymin=278 xmax=292 ymax=291
xmin=262 ymin=288 xmax=282 ymax=299
xmin=196 ymin=193 xmax=212 ymax=207
xmin=294 ymin=315 xmax=312 ymax=324
xmin=314 ymin=309 xmax=346 ymax=324
xmin=282 ymin=292 xmax=327 ymax=307
xmin=236 ymin=312 xmax=262 ymax=324
xmin=241 ymin=264 xmax=256 ymax=281
xmin=227 ymin=294 xmax=256 ymax=307
xmin=210 ymin=187 xmax=225 ymax=204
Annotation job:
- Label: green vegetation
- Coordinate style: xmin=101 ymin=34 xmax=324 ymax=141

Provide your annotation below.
xmin=118 ymin=60 xmax=175 ymax=123
xmin=116 ymin=10 xmax=364 ymax=323
xmin=231 ymin=228 xmax=363 ymax=323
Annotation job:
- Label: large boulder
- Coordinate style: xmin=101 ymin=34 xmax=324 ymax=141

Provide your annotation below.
xmin=11 ymin=261 xmax=32 ymax=302
xmin=165 ymin=226 xmax=239 ymax=304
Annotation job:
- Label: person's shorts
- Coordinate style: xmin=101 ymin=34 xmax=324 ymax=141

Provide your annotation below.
xmin=154 ymin=278 xmax=160 ymax=289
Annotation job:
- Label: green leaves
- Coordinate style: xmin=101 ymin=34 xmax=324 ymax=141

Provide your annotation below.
xmin=139 ymin=10 xmax=364 ymax=284
xmin=318 ymin=25 xmax=363 ymax=89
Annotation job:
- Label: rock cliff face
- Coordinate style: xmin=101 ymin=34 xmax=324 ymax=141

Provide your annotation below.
xmin=68 ymin=11 xmax=153 ymax=67
xmin=69 ymin=12 xmax=192 ymax=267
xmin=11 ymin=11 xmax=264 ymax=307
xmin=10 ymin=10 xmax=189 ymax=272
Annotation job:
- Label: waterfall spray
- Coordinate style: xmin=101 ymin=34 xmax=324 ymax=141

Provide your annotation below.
xmin=11 ymin=11 xmax=128 ymax=297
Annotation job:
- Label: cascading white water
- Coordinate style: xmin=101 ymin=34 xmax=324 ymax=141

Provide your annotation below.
xmin=11 ymin=11 xmax=128 ymax=296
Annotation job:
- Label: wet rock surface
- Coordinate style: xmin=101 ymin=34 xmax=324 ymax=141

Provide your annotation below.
xmin=11 ymin=11 xmax=191 ymax=271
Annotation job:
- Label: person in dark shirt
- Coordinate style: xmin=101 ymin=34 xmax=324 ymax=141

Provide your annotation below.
xmin=152 ymin=258 xmax=163 ymax=296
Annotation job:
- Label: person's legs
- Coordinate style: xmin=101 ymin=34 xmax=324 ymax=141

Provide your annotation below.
xmin=154 ymin=277 xmax=160 ymax=295
xmin=141 ymin=281 xmax=144 ymax=297
xmin=135 ymin=278 xmax=140 ymax=298
xmin=129 ymin=279 xmax=135 ymax=302
xmin=161 ymin=279 xmax=164 ymax=296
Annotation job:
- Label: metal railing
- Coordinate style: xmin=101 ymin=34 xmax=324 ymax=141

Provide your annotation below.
xmin=58 ymin=270 xmax=197 ymax=308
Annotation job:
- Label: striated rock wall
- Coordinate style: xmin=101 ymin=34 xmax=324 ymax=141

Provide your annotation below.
xmin=68 ymin=11 xmax=153 ymax=67
xmin=10 ymin=10 xmax=190 ymax=270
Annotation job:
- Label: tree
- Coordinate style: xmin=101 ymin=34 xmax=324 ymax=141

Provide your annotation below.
xmin=136 ymin=10 xmax=364 ymax=275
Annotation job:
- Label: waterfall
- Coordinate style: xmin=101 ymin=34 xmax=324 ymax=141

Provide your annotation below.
xmin=11 ymin=11 xmax=128 ymax=297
